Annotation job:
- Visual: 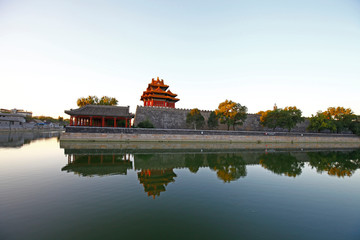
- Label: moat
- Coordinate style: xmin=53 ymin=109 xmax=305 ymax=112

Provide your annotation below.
xmin=1 ymin=132 xmax=360 ymax=239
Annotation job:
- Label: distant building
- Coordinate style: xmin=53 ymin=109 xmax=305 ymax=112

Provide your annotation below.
xmin=0 ymin=113 xmax=26 ymax=129
xmin=140 ymin=77 xmax=179 ymax=108
xmin=0 ymin=108 xmax=32 ymax=117
xmin=65 ymin=105 xmax=134 ymax=128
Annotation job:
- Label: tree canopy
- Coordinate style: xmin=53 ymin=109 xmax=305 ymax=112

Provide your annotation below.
xmin=186 ymin=108 xmax=205 ymax=130
xmin=207 ymin=111 xmax=219 ymax=129
xmin=308 ymin=107 xmax=356 ymax=133
xmin=77 ymin=96 xmax=118 ymax=107
xmin=258 ymin=105 xmax=304 ymax=131
xmin=215 ymin=100 xmax=247 ymax=130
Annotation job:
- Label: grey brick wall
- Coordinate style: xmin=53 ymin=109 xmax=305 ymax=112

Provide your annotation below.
xmin=133 ymin=106 xmax=310 ymax=132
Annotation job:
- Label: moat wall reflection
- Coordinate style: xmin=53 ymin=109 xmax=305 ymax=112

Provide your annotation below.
xmin=62 ymin=148 xmax=360 ymax=198
xmin=0 ymin=131 xmax=61 ymax=148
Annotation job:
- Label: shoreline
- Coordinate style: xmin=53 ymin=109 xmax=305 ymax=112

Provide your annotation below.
xmin=60 ymin=127 xmax=360 ymax=148
xmin=0 ymin=128 xmax=64 ymax=132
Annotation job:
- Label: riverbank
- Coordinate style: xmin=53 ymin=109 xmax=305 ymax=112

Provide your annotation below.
xmin=60 ymin=126 xmax=360 ymax=147
xmin=0 ymin=128 xmax=64 ymax=132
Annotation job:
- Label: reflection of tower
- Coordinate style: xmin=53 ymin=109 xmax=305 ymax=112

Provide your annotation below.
xmin=137 ymin=169 xmax=177 ymax=199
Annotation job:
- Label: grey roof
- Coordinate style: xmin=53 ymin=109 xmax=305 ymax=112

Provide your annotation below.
xmin=65 ymin=105 xmax=134 ymax=118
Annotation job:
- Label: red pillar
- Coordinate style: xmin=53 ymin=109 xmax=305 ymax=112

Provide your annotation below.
xmin=114 ymin=117 xmax=117 ymax=127
xmin=90 ymin=117 xmax=93 ymax=127
xmin=70 ymin=117 xmax=73 ymax=126
xmin=74 ymin=117 xmax=78 ymax=126
xmin=125 ymin=118 xmax=128 ymax=128
xmin=129 ymin=119 xmax=131 ymax=128
xmin=102 ymin=117 xmax=105 ymax=127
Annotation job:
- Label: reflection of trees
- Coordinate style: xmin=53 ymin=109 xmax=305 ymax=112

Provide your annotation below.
xmin=207 ymin=153 xmax=247 ymax=182
xmin=308 ymin=151 xmax=360 ymax=178
xmin=259 ymin=153 xmax=303 ymax=177
xmin=185 ymin=154 xmax=206 ymax=173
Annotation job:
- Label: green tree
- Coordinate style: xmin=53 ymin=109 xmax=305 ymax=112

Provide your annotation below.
xmin=258 ymin=105 xmax=304 ymax=131
xmin=77 ymin=95 xmax=118 ymax=107
xmin=308 ymin=111 xmax=337 ymax=133
xmin=186 ymin=108 xmax=205 ymax=130
xmin=137 ymin=120 xmax=155 ymax=128
xmin=282 ymin=106 xmax=304 ymax=131
xmin=349 ymin=116 xmax=360 ymax=136
xmin=215 ymin=100 xmax=247 ymax=130
xmin=323 ymin=107 xmax=356 ymax=133
xmin=207 ymin=111 xmax=219 ymax=129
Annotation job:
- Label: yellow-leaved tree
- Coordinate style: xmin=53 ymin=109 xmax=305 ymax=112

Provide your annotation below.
xmin=77 ymin=96 xmax=118 ymax=107
xmin=215 ymin=100 xmax=247 ymax=131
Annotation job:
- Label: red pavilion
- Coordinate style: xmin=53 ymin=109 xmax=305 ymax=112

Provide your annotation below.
xmin=140 ymin=77 xmax=179 ymax=108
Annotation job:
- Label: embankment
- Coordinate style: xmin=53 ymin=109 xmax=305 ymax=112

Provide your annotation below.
xmin=60 ymin=127 xmax=360 ymax=149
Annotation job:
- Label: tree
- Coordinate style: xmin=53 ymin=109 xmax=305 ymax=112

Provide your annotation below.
xmin=258 ymin=105 xmax=304 ymax=131
xmin=137 ymin=120 xmax=155 ymax=128
xmin=282 ymin=106 xmax=304 ymax=131
xmin=186 ymin=108 xmax=205 ymax=130
xmin=323 ymin=107 xmax=356 ymax=133
xmin=350 ymin=116 xmax=360 ymax=136
xmin=207 ymin=111 xmax=219 ymax=129
xmin=215 ymin=100 xmax=247 ymax=130
xmin=77 ymin=95 xmax=118 ymax=107
xmin=98 ymin=96 xmax=118 ymax=106
xmin=308 ymin=111 xmax=337 ymax=133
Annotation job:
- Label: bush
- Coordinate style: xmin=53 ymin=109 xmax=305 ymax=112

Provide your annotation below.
xmin=137 ymin=120 xmax=154 ymax=128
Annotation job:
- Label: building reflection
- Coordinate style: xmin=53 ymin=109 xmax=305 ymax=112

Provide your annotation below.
xmin=138 ymin=169 xmax=177 ymax=199
xmin=62 ymin=154 xmax=132 ymax=177
xmin=61 ymin=146 xmax=360 ymax=198
xmin=0 ymin=131 xmax=61 ymax=148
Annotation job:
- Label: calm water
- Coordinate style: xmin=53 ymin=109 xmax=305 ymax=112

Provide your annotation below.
xmin=1 ymin=133 xmax=360 ymax=240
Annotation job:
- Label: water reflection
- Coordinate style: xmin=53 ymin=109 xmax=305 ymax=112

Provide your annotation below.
xmin=62 ymin=154 xmax=132 ymax=177
xmin=207 ymin=154 xmax=247 ymax=182
xmin=0 ymin=131 xmax=62 ymax=148
xmin=61 ymin=147 xmax=360 ymax=198
xmin=308 ymin=151 xmax=360 ymax=177
xmin=138 ymin=169 xmax=177 ymax=199
xmin=259 ymin=153 xmax=304 ymax=177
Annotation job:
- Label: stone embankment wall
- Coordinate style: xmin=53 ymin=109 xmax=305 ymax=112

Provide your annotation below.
xmin=133 ymin=106 xmax=310 ymax=132
xmin=62 ymin=127 xmax=360 ymax=146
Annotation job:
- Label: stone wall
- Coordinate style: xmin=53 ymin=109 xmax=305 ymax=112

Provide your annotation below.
xmin=133 ymin=106 xmax=310 ymax=132
xmin=61 ymin=128 xmax=360 ymax=146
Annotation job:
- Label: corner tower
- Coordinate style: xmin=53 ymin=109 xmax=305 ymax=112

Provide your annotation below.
xmin=140 ymin=77 xmax=179 ymax=108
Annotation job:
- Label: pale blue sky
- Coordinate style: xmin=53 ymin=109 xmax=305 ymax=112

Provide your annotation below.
xmin=1 ymin=0 xmax=359 ymax=118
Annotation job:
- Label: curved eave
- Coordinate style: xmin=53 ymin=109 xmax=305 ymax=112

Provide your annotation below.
xmin=142 ymin=95 xmax=180 ymax=102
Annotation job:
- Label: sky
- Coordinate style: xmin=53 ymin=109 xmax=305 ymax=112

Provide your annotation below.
xmin=0 ymin=0 xmax=359 ymax=118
